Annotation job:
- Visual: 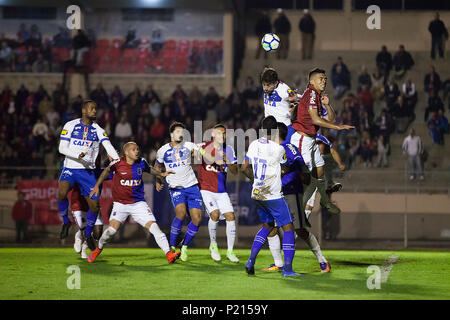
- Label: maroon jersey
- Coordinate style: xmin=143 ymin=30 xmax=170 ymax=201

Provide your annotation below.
xmin=70 ymin=184 xmax=89 ymax=212
xmin=292 ymin=85 xmax=324 ymax=135
xmin=110 ymin=157 xmax=150 ymax=204
xmin=197 ymin=141 xmax=237 ymax=193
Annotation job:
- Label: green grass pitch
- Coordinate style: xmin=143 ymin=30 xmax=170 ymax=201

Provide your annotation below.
xmin=1 ymin=248 xmax=449 ymax=300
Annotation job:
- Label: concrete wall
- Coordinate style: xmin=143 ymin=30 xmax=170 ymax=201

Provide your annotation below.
xmin=247 ymin=10 xmax=450 ymax=52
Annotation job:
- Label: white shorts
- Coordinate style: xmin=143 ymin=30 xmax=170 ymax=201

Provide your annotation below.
xmin=72 ymin=211 xmax=104 ymax=228
xmin=109 ymin=201 xmax=156 ymax=228
xmin=200 ymin=190 xmax=234 ymax=219
xmin=290 ymin=132 xmax=325 ymax=171
xmin=306 ymin=188 xmax=318 ymax=209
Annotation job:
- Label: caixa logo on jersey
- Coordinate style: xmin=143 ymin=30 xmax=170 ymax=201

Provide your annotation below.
xmin=120 ymin=179 xmax=142 ymax=186
xmin=72 ymin=139 xmax=93 ymax=147
xmin=168 ymin=160 xmax=186 ymax=168
xmin=205 ymin=164 xmax=219 ymax=173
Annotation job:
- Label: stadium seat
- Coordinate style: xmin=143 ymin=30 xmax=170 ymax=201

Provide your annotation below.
xmin=97 ymin=39 xmax=110 ymax=49
xmin=57 ymin=48 xmax=71 ymax=62
xmin=112 ymin=39 xmax=123 ymax=49
xmin=139 ymin=38 xmax=150 ymax=48
xmin=164 ymin=39 xmax=177 ymax=51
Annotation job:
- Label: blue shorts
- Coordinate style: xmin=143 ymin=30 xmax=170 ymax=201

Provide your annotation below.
xmin=284 ymin=125 xmax=295 ymax=144
xmin=253 ymin=197 xmax=293 ymax=227
xmin=59 ymin=168 xmax=101 ymax=200
xmin=169 ymin=185 xmax=203 ymax=211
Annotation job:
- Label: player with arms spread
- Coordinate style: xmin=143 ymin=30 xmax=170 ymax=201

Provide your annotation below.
xmin=154 ymin=122 xmax=223 ymax=262
xmin=197 ymin=124 xmax=239 ymax=263
xmin=57 ymin=100 xmax=120 ymax=250
xmin=87 ymin=142 xmax=178 ymax=263
xmin=291 ymin=68 xmax=354 ymax=214
xmin=241 ymin=116 xmax=300 ymax=277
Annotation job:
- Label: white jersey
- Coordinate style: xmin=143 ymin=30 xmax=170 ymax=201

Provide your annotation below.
xmin=245 ymin=138 xmax=287 ymax=201
xmin=156 ymin=141 xmax=200 ymax=189
xmin=59 ymin=118 xmax=119 ymax=169
xmin=263 ymin=81 xmax=292 ymax=126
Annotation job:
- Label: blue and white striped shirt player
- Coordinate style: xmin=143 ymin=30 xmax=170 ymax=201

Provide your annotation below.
xmin=58 ymin=118 xmax=119 ymax=200
xmin=59 ymin=118 xmax=119 ymax=170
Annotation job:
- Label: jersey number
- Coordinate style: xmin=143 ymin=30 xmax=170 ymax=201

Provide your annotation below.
xmin=253 ymin=157 xmax=267 ymax=180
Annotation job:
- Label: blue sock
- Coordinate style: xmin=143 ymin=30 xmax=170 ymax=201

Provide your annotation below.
xmin=282 ymin=231 xmax=296 ymax=272
xmin=170 ymin=217 xmax=183 ymax=247
xmin=84 ymin=210 xmax=97 ymax=238
xmin=248 ymin=227 xmax=271 ymax=265
xmin=183 ymin=222 xmax=199 ymax=247
xmin=57 ymin=200 xmax=70 ymax=224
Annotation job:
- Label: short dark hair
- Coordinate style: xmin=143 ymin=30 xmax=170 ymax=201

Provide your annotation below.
xmin=82 ymin=100 xmax=96 ymax=109
xmin=276 ymin=122 xmax=288 ymax=141
xmin=169 ymin=121 xmax=185 ymax=133
xmin=261 ymin=116 xmax=277 ymax=131
xmin=260 ymin=67 xmax=279 ymax=84
xmin=308 ymin=68 xmax=326 ymax=80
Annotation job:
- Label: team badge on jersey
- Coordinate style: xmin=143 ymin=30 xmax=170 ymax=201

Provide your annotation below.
xmin=137 ymin=168 xmax=142 ymax=175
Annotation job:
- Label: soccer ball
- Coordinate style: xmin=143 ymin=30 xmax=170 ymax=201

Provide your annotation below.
xmin=261 ymin=33 xmax=280 ymax=52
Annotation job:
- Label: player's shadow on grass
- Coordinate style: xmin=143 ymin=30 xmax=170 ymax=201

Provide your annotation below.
xmin=278 ymin=271 xmax=442 ymax=299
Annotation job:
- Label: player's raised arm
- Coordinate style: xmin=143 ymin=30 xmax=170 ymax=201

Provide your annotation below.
xmin=308 ymin=107 xmax=354 ymax=131
xmin=96 ymin=126 xmax=120 ymax=162
xmin=58 ymin=123 xmax=86 ymax=160
xmin=89 ymin=166 xmax=112 ymax=199
xmin=330 ymin=146 xmax=346 ymax=171
xmin=320 ymin=93 xmax=337 ymax=123
xmin=143 ymin=158 xmax=174 ymax=179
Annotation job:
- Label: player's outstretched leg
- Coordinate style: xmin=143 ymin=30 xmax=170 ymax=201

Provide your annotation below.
xmin=313 ymin=176 xmax=341 ymax=214
xmin=148 ymin=222 xmax=181 ymax=264
xmin=88 ymin=225 xmax=117 ymax=263
xmin=298 ymin=228 xmax=330 ymax=273
xmin=246 ymin=226 xmax=271 ymax=275
xmin=225 ymin=215 xmax=239 ymax=263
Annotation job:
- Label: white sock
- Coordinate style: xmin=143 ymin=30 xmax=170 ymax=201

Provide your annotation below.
xmin=149 ymin=223 xmax=170 ymax=254
xmin=75 ymin=230 xmax=82 ymax=241
xmin=98 ymin=226 xmax=117 ymax=250
xmin=304 ymin=232 xmax=327 ymax=263
xmin=208 ymin=219 xmax=218 ymax=245
xmin=268 ymin=234 xmax=284 ymax=267
xmin=304 ymin=209 xmax=312 ymax=220
xmin=226 ymin=220 xmax=236 ymax=251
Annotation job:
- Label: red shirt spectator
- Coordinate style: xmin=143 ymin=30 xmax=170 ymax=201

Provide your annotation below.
xmin=149 ymin=117 xmax=165 ymax=140
xmin=12 ymin=193 xmax=32 ymax=221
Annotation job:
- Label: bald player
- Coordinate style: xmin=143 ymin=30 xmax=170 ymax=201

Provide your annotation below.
xmin=87 ymin=141 xmax=180 ymax=264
